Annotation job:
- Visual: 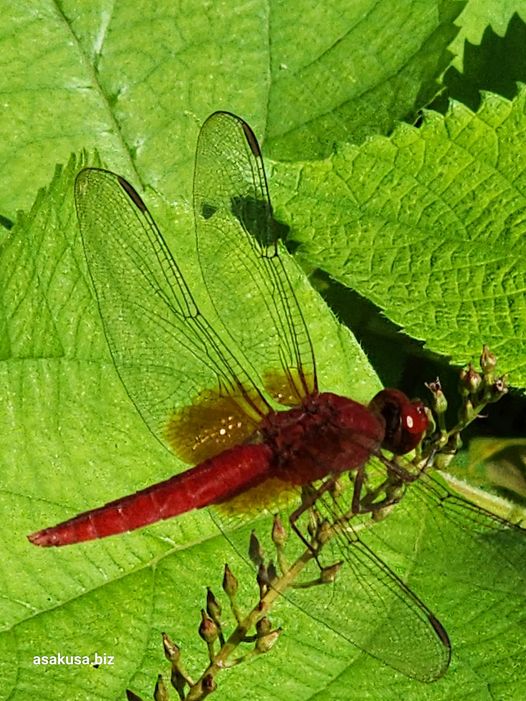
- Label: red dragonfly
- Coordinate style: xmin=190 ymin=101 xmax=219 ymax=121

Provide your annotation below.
xmin=28 ymin=112 xmax=520 ymax=683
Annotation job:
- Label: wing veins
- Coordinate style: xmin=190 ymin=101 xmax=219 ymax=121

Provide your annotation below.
xmin=102 ymin=219 xmax=256 ymax=399
xmin=310 ymin=485 xmax=450 ymax=680
xmin=194 ymin=112 xmax=317 ymax=402
xmin=75 ymin=167 xmax=272 ymax=451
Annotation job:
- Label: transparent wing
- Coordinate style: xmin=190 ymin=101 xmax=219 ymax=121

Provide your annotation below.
xmin=75 ymin=168 xmax=269 ymax=458
xmin=222 ymin=452 xmax=525 ymax=682
xmin=281 ymin=478 xmax=450 ymax=682
xmin=283 ymin=458 xmax=525 ymax=681
xmin=193 ymin=111 xmax=317 ymax=405
xmin=406 ymin=466 xmax=526 ymax=583
xmin=212 ymin=477 xmax=449 ymax=680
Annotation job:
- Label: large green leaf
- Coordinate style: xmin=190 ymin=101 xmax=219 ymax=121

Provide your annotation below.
xmin=449 ymin=0 xmax=526 ymax=61
xmin=1 ymin=2 xmax=525 ymax=700
xmin=274 ymin=88 xmax=526 ymax=386
xmin=0 ymin=0 xmax=464 ymax=217
xmin=436 ymin=6 xmax=526 ymax=112
xmin=0 ymin=155 xmax=381 ymax=700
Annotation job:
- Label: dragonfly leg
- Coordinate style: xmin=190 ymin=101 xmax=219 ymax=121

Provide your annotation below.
xmin=341 ymin=464 xmax=408 ymax=524
xmin=289 ymin=480 xmax=335 ymax=549
xmin=351 ymin=464 xmax=365 ymax=514
xmin=359 ymin=474 xmax=404 ymax=513
xmin=288 ymin=478 xmax=346 ymax=582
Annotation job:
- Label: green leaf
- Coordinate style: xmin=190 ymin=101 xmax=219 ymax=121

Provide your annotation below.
xmin=455 ymin=436 xmax=526 ymax=504
xmin=448 ymin=0 xmax=526 ymax=60
xmin=0 ymin=0 xmax=463 ymax=217
xmin=1 ymin=3 xmax=525 ymax=701
xmin=438 ymin=10 xmax=526 ymax=112
xmin=262 ymin=0 xmax=465 ymax=160
xmin=274 ymin=88 xmax=526 ymax=387
xmin=0 ymin=156 xmax=379 ymax=701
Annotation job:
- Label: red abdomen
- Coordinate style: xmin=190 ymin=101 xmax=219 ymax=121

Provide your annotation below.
xmin=28 ymin=443 xmax=273 ymax=547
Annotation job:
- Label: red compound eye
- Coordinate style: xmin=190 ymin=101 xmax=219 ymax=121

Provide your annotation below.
xmin=369 ymin=389 xmax=428 ymax=455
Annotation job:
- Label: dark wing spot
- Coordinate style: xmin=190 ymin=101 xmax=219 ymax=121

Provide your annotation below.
xmin=118 ymin=176 xmax=147 ymax=212
xmin=429 ymin=613 xmax=451 ymax=652
xmin=242 ymin=122 xmax=262 ymax=157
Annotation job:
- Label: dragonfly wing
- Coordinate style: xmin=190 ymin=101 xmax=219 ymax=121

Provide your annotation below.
xmin=193 ymin=111 xmax=317 ymax=405
xmin=279 ymin=484 xmax=451 ymax=682
xmin=75 ymin=168 xmax=267 ymax=457
xmin=212 ymin=471 xmax=450 ymax=681
xmin=295 ymin=458 xmax=526 ymax=681
xmin=409 ymin=468 xmax=526 ymax=588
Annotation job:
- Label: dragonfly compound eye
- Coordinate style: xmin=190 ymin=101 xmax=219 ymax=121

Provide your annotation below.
xmin=368 ymin=389 xmax=428 ymax=455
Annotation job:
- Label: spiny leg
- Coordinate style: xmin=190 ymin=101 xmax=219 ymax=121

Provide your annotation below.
xmin=288 ymin=477 xmax=345 ymax=585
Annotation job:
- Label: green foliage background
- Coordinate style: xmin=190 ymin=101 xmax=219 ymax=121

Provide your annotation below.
xmin=1 ymin=1 xmax=525 ymax=700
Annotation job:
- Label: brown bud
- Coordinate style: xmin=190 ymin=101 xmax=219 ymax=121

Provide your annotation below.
xmin=202 ymin=674 xmax=217 ymax=695
xmin=319 ymin=561 xmax=343 ymax=583
xmin=256 ymin=616 xmax=272 ymax=636
xmin=249 ymin=531 xmax=265 ymax=567
xmin=426 ymin=378 xmax=448 ymax=414
xmin=162 ymin=632 xmax=180 ymax=663
xmin=154 ymin=675 xmax=169 ymax=701
xmin=480 ymin=345 xmax=497 ymax=375
xmin=460 ymin=363 xmax=482 ymax=394
xmin=255 ymin=627 xmax=282 ymax=653
xmin=199 ymin=609 xmax=218 ymax=644
xmin=267 ymin=560 xmax=278 ymax=582
xmin=460 ymin=398 xmax=476 ymax=422
xmin=222 ymin=564 xmax=238 ymax=598
xmin=206 ymin=587 xmax=222 ymax=622
xmin=271 ymin=514 xmax=287 ymax=546
xmin=487 ymin=375 xmax=509 ymax=402
xmin=257 ymin=563 xmax=269 ymax=595
xmin=171 ymin=667 xmax=187 ymax=698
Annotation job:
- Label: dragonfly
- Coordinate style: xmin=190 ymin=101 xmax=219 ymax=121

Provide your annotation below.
xmin=28 ymin=111 xmax=522 ymax=684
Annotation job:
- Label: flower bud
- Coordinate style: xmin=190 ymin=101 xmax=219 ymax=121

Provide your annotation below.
xmin=426 ymin=378 xmax=448 ymax=414
xmin=249 ymin=531 xmax=265 ymax=567
xmin=154 ymin=675 xmax=169 ymax=701
xmin=162 ymin=632 xmax=180 ymax=663
xmin=202 ymin=674 xmax=217 ymax=695
xmin=319 ymin=561 xmax=343 ymax=584
xmin=255 ymin=627 xmax=282 ymax=653
xmin=257 ymin=563 xmax=269 ymax=596
xmin=222 ymin=564 xmax=238 ymax=598
xmin=271 ymin=514 xmax=287 ymax=547
xmin=199 ymin=609 xmax=218 ymax=644
xmin=480 ymin=345 xmax=497 ymax=375
xmin=256 ymin=616 xmax=272 ymax=636
xmin=267 ymin=560 xmax=278 ymax=582
xmin=486 ymin=375 xmax=509 ymax=402
xmin=459 ymin=363 xmax=482 ymax=394
xmin=206 ymin=587 xmax=221 ymax=623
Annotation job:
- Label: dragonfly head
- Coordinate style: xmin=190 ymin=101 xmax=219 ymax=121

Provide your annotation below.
xmin=368 ymin=388 xmax=428 ymax=455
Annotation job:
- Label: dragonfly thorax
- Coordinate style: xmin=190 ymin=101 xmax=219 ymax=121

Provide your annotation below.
xmin=260 ymin=392 xmax=385 ymax=485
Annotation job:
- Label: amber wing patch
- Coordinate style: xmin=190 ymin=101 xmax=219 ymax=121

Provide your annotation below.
xmin=164 ymin=389 xmax=267 ymax=464
xmin=216 ymin=477 xmax=298 ymax=518
xmin=263 ymin=368 xmax=315 ymax=406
